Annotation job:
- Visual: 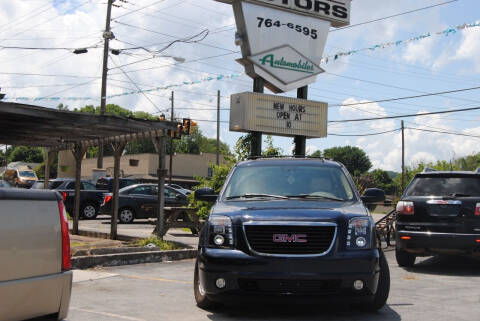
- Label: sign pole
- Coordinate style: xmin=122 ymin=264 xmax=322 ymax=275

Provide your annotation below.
xmin=251 ymin=77 xmax=264 ymax=157
xmin=294 ymin=86 xmax=308 ymax=156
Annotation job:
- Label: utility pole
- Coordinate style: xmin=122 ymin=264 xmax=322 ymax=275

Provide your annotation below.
xmin=401 ymin=120 xmax=405 ymax=193
xmin=97 ymin=0 xmax=115 ymax=169
xmin=216 ymin=90 xmax=220 ymax=165
xmin=294 ymin=86 xmax=308 ymax=157
xmin=169 ymin=91 xmax=174 ymax=183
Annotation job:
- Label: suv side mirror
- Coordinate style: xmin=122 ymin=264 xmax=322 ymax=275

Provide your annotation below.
xmin=195 ymin=187 xmax=218 ymax=202
xmin=361 ymin=188 xmax=385 ymax=208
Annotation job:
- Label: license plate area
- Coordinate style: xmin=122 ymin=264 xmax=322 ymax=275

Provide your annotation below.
xmin=427 ymin=200 xmax=462 ymax=217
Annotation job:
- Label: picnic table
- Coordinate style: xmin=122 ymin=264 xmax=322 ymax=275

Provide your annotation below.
xmin=153 ymin=207 xmax=204 ymax=237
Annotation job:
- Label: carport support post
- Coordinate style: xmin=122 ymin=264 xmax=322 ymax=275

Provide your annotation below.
xmin=111 ymin=141 xmax=126 ymax=240
xmin=153 ymin=136 xmax=167 ymax=238
xmin=72 ymin=145 xmax=86 ymax=235
xmin=43 ymin=147 xmax=55 ymax=189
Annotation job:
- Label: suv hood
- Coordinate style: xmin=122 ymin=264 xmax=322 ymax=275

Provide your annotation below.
xmin=210 ymin=200 xmax=368 ymax=224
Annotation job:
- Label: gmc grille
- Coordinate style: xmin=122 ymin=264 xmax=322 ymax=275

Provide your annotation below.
xmin=244 ymin=224 xmax=336 ymax=256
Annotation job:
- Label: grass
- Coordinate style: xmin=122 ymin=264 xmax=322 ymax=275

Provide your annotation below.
xmin=70 ymin=241 xmax=86 ymax=247
xmin=136 ymin=236 xmax=181 ymax=250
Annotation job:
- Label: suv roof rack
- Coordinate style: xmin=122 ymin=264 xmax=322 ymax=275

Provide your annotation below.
xmin=247 ymin=155 xmax=329 ymax=161
xmin=422 ymin=167 xmax=436 ymax=173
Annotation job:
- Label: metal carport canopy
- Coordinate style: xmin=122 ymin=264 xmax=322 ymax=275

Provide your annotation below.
xmin=0 ymin=102 xmax=177 ymax=149
xmin=0 ymin=102 xmax=177 ymax=240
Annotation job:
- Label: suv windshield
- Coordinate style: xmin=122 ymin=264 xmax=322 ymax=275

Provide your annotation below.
xmin=405 ymin=176 xmax=480 ymax=196
xmin=223 ymin=164 xmax=355 ymax=201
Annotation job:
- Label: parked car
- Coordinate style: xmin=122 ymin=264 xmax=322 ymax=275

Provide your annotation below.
xmin=0 ymin=180 xmax=11 ymax=188
xmin=35 ymin=178 xmax=108 ymax=219
xmin=396 ymin=168 xmax=480 ymax=267
xmin=101 ymin=184 xmax=189 ymax=223
xmin=95 ymin=177 xmax=138 ymax=192
xmin=167 ymin=183 xmax=192 ymax=195
xmin=3 ymin=165 xmax=38 ymax=188
xmin=0 ymin=188 xmax=72 ymax=320
xmin=193 ymin=158 xmax=389 ymax=310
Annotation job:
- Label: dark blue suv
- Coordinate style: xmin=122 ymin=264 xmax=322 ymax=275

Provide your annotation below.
xmin=194 ymin=158 xmax=389 ymax=310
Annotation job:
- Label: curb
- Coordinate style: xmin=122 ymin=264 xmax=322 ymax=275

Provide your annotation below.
xmin=70 ymin=229 xmax=139 ymax=242
xmin=71 ymin=249 xmax=198 ymax=269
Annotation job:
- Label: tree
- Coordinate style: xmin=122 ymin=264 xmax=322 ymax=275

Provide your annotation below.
xmin=8 ymin=146 xmax=44 ymax=163
xmin=370 ymin=169 xmax=397 ymax=195
xmin=323 ymin=146 xmax=372 ymax=175
xmin=310 ymin=150 xmax=322 ymax=158
xmin=262 ymin=135 xmax=282 ymax=157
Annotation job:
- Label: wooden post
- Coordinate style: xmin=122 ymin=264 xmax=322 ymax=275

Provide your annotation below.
xmin=111 ymin=141 xmax=126 ymax=240
xmin=43 ymin=148 xmax=55 ymax=189
xmin=153 ymin=136 xmax=167 ymax=238
xmin=72 ymin=144 xmax=86 ymax=235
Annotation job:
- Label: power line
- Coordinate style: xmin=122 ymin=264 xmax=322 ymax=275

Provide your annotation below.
xmin=330 ymin=85 xmax=480 ymax=108
xmin=329 ymin=106 xmax=480 ymax=123
xmin=328 ymin=129 xmax=401 ymax=137
xmin=407 ymin=127 xmax=480 ymax=139
xmin=331 ymin=0 xmax=459 ymax=32
xmin=112 ymin=0 xmax=167 ymax=20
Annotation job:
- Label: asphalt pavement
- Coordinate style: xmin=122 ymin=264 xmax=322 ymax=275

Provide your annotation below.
xmin=32 ymin=250 xmax=480 ymax=321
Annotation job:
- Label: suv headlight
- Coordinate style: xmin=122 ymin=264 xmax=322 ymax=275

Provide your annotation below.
xmin=209 ymin=215 xmax=233 ymax=248
xmin=347 ymin=217 xmax=372 ymax=250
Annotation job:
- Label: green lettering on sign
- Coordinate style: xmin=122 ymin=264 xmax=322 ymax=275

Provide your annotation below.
xmin=259 ymin=53 xmax=315 ymax=74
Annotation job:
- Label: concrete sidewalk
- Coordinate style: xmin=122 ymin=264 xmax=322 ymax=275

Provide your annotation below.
xmin=69 ymin=217 xmax=199 ymax=248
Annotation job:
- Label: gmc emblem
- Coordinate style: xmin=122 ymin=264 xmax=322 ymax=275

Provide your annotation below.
xmin=273 ymin=234 xmax=307 ymax=243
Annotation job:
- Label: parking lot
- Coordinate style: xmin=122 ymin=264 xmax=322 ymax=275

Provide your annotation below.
xmin=36 ymin=250 xmax=478 ymax=321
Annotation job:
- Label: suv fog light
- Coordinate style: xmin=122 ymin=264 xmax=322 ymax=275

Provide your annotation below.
xmin=216 ymin=278 xmax=226 ymax=289
xmin=213 ymin=234 xmax=225 ymax=246
xmin=355 ymin=237 xmax=367 ymax=247
xmin=353 ymin=280 xmax=364 ymax=291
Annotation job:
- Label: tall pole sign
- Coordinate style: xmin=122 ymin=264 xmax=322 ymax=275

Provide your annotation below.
xmin=216 ymin=0 xmax=351 ymax=93
xmin=218 ymin=0 xmax=351 ymax=157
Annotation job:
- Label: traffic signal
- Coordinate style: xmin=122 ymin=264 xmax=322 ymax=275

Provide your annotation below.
xmin=181 ymin=119 xmax=197 ymax=135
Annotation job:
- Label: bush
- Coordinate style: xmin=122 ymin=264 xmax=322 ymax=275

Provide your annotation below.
xmin=137 ymin=236 xmax=180 ymax=250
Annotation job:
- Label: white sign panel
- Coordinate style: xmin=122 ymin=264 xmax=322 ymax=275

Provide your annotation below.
xmin=216 ymin=0 xmax=351 ymax=27
xmin=229 ymin=92 xmax=328 ymax=138
xmin=238 ymin=1 xmax=330 ymax=92
xmin=248 ymin=45 xmax=324 ymax=85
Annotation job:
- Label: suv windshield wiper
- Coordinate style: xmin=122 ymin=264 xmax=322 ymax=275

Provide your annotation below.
xmin=226 ymin=194 xmax=288 ymax=200
xmin=450 ymin=193 xmax=470 ymax=197
xmin=286 ymin=194 xmax=345 ymax=202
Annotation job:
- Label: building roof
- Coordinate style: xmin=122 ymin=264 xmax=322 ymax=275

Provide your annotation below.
xmin=0 ymin=102 xmax=178 ymax=150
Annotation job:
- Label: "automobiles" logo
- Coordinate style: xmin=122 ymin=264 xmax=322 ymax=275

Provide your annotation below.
xmin=273 ymin=233 xmax=307 ymax=243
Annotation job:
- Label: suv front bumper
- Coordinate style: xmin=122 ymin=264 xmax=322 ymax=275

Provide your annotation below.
xmin=198 ymin=247 xmax=380 ymax=304
xmin=397 ymin=230 xmax=480 ymax=254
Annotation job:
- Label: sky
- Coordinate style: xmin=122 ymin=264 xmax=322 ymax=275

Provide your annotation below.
xmin=1 ymin=0 xmax=480 ymax=172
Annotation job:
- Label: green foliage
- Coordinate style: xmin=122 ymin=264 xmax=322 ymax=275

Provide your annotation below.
xmin=455 ymin=153 xmax=480 ymax=171
xmin=370 ymin=169 xmax=397 ymax=195
xmin=232 ymin=133 xmax=253 ymax=161
xmin=188 ymin=163 xmax=233 ymax=219
xmin=323 ymin=146 xmax=372 ymax=175
xmin=262 ymin=135 xmax=282 ymax=157
xmin=137 ymin=236 xmax=181 ymax=250
xmin=310 ymin=150 xmax=322 ymax=158
xmin=8 ymin=146 xmax=44 ymax=163
xmin=35 ymin=152 xmax=58 ymax=179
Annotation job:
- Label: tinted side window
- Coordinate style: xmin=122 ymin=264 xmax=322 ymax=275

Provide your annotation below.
xmin=406 ymin=177 xmax=480 ymax=196
xmin=66 ymin=182 xmax=75 ymax=189
xmin=131 ymin=186 xmax=154 ymax=195
xmin=49 ymin=181 xmax=64 ymax=189
xmin=82 ymin=182 xmax=96 ymax=190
